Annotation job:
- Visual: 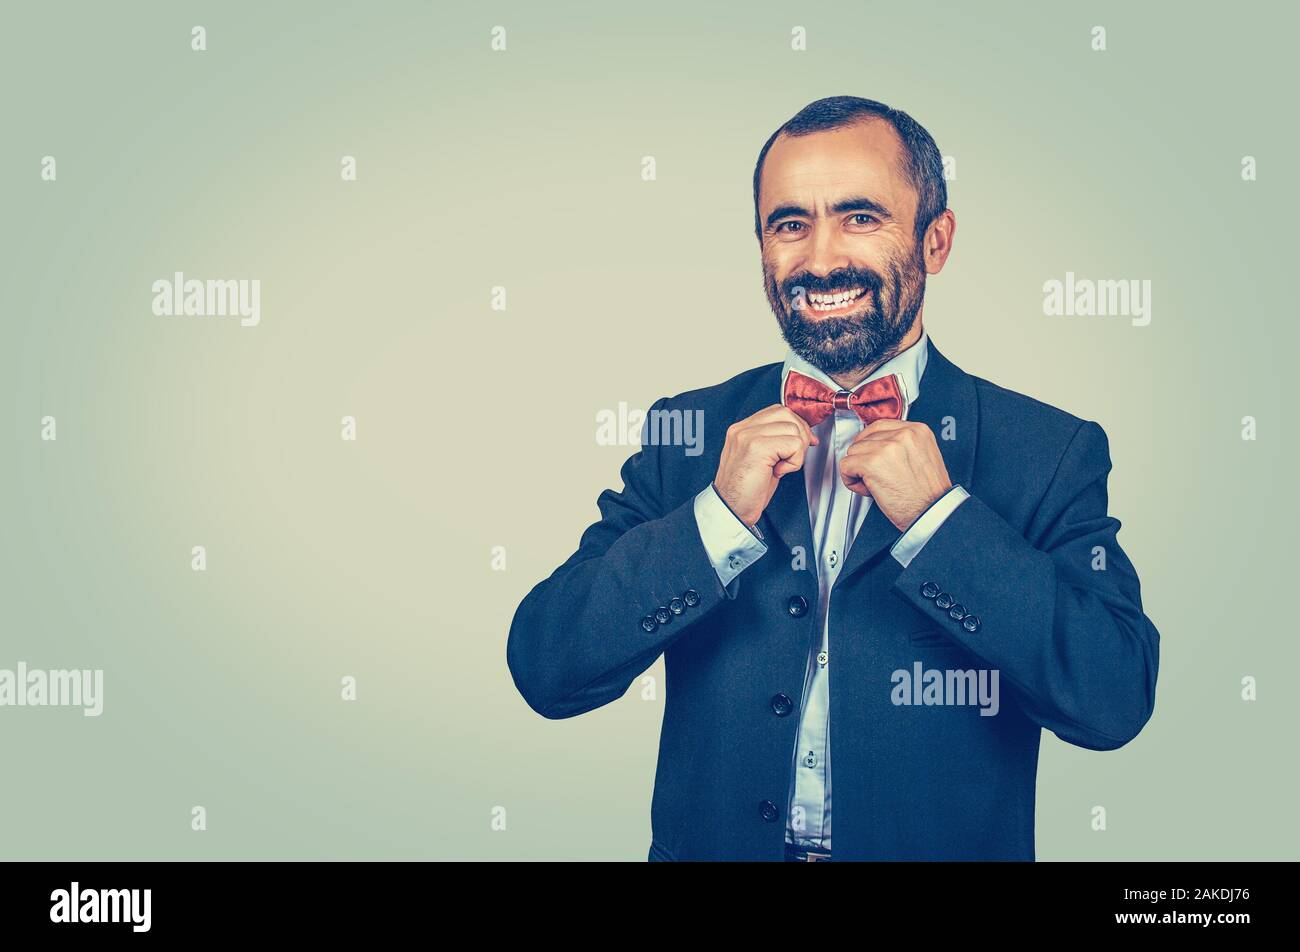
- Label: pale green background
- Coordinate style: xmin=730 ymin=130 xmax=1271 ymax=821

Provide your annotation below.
xmin=1 ymin=1 xmax=1295 ymax=860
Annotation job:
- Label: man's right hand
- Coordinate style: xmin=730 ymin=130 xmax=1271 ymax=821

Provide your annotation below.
xmin=712 ymin=405 xmax=818 ymax=527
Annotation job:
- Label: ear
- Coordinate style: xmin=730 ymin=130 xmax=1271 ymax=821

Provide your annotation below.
xmin=922 ymin=209 xmax=956 ymax=275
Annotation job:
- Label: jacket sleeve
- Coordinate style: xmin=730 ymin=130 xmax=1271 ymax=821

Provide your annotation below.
xmin=507 ymin=397 xmax=732 ymax=719
xmin=891 ymin=419 xmax=1160 ymax=750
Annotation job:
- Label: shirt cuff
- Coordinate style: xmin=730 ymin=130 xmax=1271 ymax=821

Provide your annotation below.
xmin=890 ymin=485 xmax=971 ymax=568
xmin=693 ymin=484 xmax=768 ymax=594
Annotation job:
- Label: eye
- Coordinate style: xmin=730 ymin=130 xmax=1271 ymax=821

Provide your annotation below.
xmin=776 ymin=221 xmax=805 ymax=234
xmin=849 ymin=213 xmax=878 ymax=226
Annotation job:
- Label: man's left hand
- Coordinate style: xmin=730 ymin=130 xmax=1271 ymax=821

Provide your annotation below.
xmin=839 ymin=419 xmax=953 ymax=531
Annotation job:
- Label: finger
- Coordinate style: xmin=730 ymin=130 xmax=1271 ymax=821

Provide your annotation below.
xmin=841 ymin=473 xmax=871 ymax=495
xmin=739 ymin=410 xmax=818 ymax=448
xmin=772 ymin=406 xmax=819 ymax=446
xmin=849 ymin=418 xmax=911 ymax=444
xmin=841 ymin=470 xmax=871 ymax=495
xmin=744 ymin=403 xmax=818 ymax=444
xmin=838 ymin=454 xmax=873 ymax=495
xmin=767 ymin=434 xmax=810 ymax=475
xmin=740 ymin=421 xmax=812 ymax=445
xmin=745 ymin=404 xmax=805 ymax=428
xmin=842 ymin=434 xmax=894 ymax=457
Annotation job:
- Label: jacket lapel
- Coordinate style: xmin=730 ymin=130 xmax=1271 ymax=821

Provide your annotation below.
xmin=833 ymin=337 xmax=979 ymax=584
xmin=736 ymin=365 xmax=819 ymax=581
xmin=759 ymin=450 xmax=818 ymax=579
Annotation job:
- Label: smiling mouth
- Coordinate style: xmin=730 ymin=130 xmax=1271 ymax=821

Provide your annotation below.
xmin=799 ymin=287 xmax=867 ymax=316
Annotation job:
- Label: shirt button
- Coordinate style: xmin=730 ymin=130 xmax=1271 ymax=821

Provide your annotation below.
xmin=817 ymin=650 xmax=828 ymax=666
xmin=728 ymin=554 xmax=742 ymax=569
xmin=803 ymin=751 xmax=817 ymax=768
xmin=828 ymin=550 xmax=838 ymax=568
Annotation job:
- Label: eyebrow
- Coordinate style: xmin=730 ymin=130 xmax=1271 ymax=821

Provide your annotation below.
xmin=764 ymin=195 xmax=893 ymax=230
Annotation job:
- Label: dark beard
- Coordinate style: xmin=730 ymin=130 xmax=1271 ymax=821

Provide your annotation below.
xmin=764 ymin=251 xmax=925 ymax=378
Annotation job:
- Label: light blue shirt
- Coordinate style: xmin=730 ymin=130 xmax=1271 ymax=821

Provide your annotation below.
xmin=692 ymin=329 xmax=970 ymax=851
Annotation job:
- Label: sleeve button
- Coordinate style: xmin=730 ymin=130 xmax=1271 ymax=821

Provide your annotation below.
xmin=640 ymin=615 xmax=658 ymax=633
xmin=683 ymin=589 xmax=700 ymax=607
xmin=962 ymin=615 xmax=981 ymax=633
xmin=921 ymin=581 xmax=940 ymax=599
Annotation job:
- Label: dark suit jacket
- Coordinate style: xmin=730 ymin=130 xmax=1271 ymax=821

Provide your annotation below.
xmin=507 ymin=337 xmax=1160 ymax=861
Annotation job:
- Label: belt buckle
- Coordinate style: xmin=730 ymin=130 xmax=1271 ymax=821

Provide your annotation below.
xmin=787 ymin=844 xmax=832 ymax=862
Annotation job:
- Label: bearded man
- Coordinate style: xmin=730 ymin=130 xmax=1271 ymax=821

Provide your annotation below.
xmin=507 ymin=95 xmax=1160 ymax=862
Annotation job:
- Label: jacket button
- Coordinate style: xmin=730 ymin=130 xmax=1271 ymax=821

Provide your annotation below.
xmin=921 ymin=581 xmax=940 ymax=599
xmin=934 ymin=592 xmax=954 ymax=610
xmin=654 ymin=606 xmax=672 ymax=625
xmin=787 ymin=595 xmax=808 ymax=617
xmin=668 ymin=597 xmax=685 ymax=615
xmin=682 ymin=589 xmax=700 ymax=608
xmin=640 ymin=615 xmax=657 ymax=633
xmin=962 ymin=615 xmax=981 ymax=633
xmin=759 ymin=800 xmax=780 ymax=822
xmin=948 ymin=603 xmax=967 ymax=621
xmin=771 ymin=693 xmax=793 ymax=716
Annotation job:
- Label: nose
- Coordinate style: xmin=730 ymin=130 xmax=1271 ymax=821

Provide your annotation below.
xmin=801 ymin=220 xmax=853 ymax=283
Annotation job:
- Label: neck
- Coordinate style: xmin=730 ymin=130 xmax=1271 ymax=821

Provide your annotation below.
xmin=826 ymin=318 xmax=924 ymax=390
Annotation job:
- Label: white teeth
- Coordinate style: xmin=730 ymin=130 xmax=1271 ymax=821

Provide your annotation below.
xmin=808 ymin=288 xmax=862 ymax=306
xmin=808 ymin=288 xmax=863 ymax=309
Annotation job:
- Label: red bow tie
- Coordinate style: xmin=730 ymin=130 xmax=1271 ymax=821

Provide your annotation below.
xmin=783 ymin=370 xmax=905 ymax=427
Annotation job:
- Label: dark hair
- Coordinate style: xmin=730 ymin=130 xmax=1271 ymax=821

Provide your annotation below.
xmin=752 ymin=96 xmax=947 ymax=245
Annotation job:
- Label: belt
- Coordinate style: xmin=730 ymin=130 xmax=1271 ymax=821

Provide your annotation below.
xmin=784 ymin=843 xmax=832 ymax=862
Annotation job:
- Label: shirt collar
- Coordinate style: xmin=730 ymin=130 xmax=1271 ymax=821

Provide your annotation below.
xmin=780 ymin=326 xmax=930 ymax=417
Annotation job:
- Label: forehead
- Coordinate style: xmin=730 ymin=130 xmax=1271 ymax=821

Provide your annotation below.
xmin=759 ymin=119 xmax=915 ymax=220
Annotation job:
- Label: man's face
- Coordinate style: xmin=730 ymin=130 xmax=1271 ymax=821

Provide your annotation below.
xmin=758 ymin=119 xmax=928 ymax=377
